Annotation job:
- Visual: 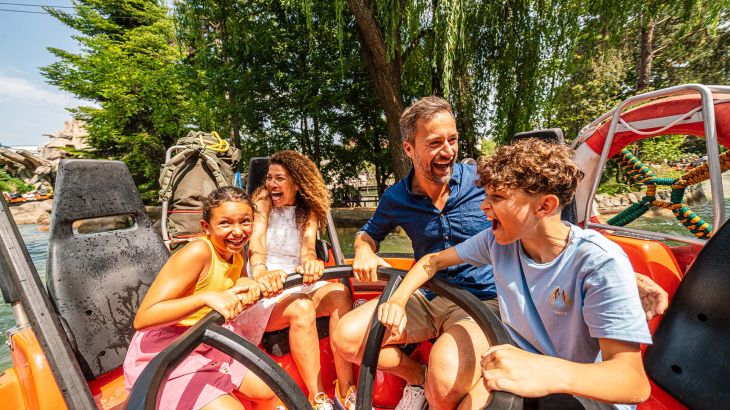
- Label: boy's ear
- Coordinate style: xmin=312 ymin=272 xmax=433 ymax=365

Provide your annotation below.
xmin=536 ymin=194 xmax=561 ymax=216
xmin=200 ymin=220 xmax=210 ymax=234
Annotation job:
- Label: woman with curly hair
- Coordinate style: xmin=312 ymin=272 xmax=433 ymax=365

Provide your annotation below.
xmin=249 ymin=150 xmax=353 ymax=410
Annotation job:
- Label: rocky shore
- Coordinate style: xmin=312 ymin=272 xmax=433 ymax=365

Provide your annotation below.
xmin=593 ymin=184 xmax=707 ymax=215
xmin=7 ymin=200 xmax=53 ymax=225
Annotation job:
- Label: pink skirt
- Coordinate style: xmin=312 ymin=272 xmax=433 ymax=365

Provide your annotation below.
xmin=124 ymin=319 xmax=251 ymax=410
xmin=123 ymin=282 xmax=331 ymax=409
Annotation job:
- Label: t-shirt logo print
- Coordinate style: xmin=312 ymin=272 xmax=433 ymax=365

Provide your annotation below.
xmin=548 ymin=287 xmax=572 ymax=316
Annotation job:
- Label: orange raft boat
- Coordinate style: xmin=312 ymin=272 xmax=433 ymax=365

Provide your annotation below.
xmin=1 ymin=84 xmax=729 ymax=410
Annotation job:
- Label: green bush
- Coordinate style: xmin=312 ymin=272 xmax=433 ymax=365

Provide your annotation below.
xmin=0 ymin=168 xmax=34 ymax=194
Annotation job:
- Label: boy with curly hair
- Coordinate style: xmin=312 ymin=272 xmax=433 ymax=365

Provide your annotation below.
xmin=378 ymin=138 xmax=651 ymax=409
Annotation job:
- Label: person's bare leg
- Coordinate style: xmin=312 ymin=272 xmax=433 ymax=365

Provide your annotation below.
xmin=311 ymin=282 xmax=355 ymax=397
xmin=425 ymin=320 xmax=489 ymax=410
xmin=239 ymin=372 xmax=278 ymax=410
xmin=456 ymin=378 xmax=492 ymax=410
xmin=267 ymin=293 xmax=322 ymax=400
xmin=201 ymin=394 xmax=245 ymax=410
xmin=332 ymin=298 xmax=426 ymax=386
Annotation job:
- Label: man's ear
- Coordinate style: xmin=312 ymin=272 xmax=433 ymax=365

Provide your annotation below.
xmin=536 ymin=194 xmax=561 ymax=216
xmin=403 ymin=140 xmax=415 ymax=160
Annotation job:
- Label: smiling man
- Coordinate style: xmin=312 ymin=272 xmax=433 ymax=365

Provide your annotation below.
xmin=332 ymin=96 xmax=496 ymax=410
xmin=331 ymin=96 xmax=667 ymax=410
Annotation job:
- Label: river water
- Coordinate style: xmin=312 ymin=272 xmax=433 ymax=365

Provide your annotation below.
xmin=1 ymin=193 xmax=727 ymax=371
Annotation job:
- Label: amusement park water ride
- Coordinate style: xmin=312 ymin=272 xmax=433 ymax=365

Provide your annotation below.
xmin=0 ymin=84 xmax=729 ymax=409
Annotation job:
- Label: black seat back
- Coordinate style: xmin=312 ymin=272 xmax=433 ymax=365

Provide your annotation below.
xmin=47 ymin=160 xmax=169 ymax=379
xmin=644 ymin=218 xmax=730 ymax=409
xmin=512 ymin=128 xmax=565 ymax=144
xmin=246 ymin=157 xmax=270 ymax=196
xmin=511 ymin=128 xmax=577 ymax=224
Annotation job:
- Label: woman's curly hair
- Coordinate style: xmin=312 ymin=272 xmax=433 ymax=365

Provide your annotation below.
xmin=255 ymin=150 xmax=331 ymax=233
xmin=476 ymin=138 xmax=584 ymax=205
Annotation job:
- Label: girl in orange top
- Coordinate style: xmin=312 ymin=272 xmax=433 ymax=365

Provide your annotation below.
xmin=124 ymin=187 xmax=277 ymax=410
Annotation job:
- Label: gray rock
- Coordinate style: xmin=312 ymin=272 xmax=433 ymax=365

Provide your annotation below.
xmin=8 ymin=200 xmax=53 ymax=224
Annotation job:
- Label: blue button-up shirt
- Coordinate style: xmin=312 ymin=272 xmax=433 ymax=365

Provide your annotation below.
xmin=360 ymin=163 xmax=496 ymax=300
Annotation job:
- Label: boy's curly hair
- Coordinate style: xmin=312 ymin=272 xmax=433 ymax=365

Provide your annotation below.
xmin=254 ymin=150 xmax=330 ymax=233
xmin=202 ymin=186 xmax=253 ymax=222
xmin=476 ymin=138 xmax=584 ymax=205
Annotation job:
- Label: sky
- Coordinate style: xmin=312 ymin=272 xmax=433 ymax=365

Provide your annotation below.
xmin=0 ymin=1 xmax=88 ymax=148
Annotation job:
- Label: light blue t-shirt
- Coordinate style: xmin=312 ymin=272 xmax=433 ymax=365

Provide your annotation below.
xmin=455 ymin=224 xmax=652 ymax=410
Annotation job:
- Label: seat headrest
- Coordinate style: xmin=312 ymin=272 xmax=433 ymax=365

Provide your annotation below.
xmin=512 ymin=128 xmax=565 ymax=144
xmin=246 ymin=157 xmax=270 ymax=196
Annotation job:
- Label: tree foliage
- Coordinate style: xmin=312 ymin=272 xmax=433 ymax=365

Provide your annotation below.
xmin=175 ymin=0 xmax=392 ymax=193
xmin=42 ymin=0 xmax=730 ymax=202
xmin=0 ymin=168 xmax=34 ymax=194
xmin=42 ymin=0 xmax=193 ymax=201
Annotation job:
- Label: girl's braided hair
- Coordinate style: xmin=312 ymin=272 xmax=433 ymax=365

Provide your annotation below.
xmin=202 ymin=186 xmax=253 ymax=222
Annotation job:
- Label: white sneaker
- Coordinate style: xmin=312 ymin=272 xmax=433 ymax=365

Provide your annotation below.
xmin=395 ymin=384 xmax=427 ymax=410
xmin=334 ymin=385 xmax=356 ymax=410
xmin=334 ymin=381 xmax=374 ymax=410
xmin=313 ymin=392 xmax=335 ymax=410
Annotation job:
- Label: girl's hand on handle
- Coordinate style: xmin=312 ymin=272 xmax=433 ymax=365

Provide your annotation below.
xmin=378 ymin=300 xmax=408 ymax=338
xmin=257 ymin=269 xmax=287 ymax=298
xmin=296 ymin=259 xmax=324 ymax=284
xmin=201 ymin=286 xmax=250 ymax=321
xmin=235 ymin=277 xmax=261 ymax=306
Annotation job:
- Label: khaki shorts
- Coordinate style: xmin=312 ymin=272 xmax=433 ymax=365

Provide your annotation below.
xmin=402 ymin=291 xmax=500 ymax=344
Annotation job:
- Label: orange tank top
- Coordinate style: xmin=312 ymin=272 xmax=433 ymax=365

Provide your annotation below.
xmin=178 ymin=237 xmax=244 ymax=326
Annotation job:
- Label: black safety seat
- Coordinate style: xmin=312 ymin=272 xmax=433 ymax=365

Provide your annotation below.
xmin=47 ymin=160 xmax=169 ymax=379
xmin=643 ymin=218 xmax=730 ymax=409
xmin=511 ymin=128 xmax=578 ymax=224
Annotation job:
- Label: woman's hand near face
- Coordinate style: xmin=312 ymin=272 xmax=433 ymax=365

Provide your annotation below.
xmin=256 ymin=269 xmax=287 ymax=298
xmin=296 ymin=258 xmax=324 ymax=284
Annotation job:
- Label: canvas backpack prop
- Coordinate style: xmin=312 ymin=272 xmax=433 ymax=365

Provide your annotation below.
xmin=158 ymin=131 xmax=241 ymax=245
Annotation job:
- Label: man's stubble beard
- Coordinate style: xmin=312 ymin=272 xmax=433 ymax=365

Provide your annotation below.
xmin=414 ymin=150 xmax=452 ymax=185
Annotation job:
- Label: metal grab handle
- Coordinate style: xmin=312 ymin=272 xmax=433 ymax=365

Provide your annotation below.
xmin=126 ymin=311 xmax=311 ymax=410
xmin=126 ymin=266 xmax=355 ymax=410
xmin=126 ymin=264 xmax=522 ymax=410
xmin=355 ymin=267 xmax=522 ymax=410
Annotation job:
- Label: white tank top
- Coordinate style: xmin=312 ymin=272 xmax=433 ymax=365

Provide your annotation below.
xmin=264 ymin=205 xmax=301 ymax=272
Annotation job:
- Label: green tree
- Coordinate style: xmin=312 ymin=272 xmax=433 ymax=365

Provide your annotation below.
xmin=0 ymin=168 xmax=34 ymax=194
xmin=175 ymin=0 xmax=392 ymax=193
xmin=42 ymin=0 xmax=193 ymax=201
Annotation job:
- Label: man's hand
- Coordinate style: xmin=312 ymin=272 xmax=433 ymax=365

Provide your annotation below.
xmin=296 ymin=259 xmax=324 ymax=284
xmin=352 ymin=245 xmax=391 ymax=282
xmin=635 ymin=273 xmax=669 ymax=320
xmin=481 ymin=344 xmax=561 ymax=398
xmin=256 ymin=269 xmax=287 ymax=298
xmin=378 ymin=300 xmax=408 ymax=338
